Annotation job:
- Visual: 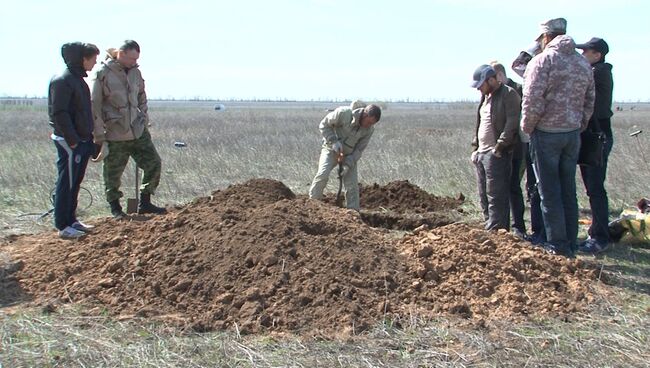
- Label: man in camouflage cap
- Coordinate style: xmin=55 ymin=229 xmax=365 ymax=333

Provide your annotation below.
xmin=91 ymin=40 xmax=166 ymax=218
xmin=521 ymin=18 xmax=595 ymax=257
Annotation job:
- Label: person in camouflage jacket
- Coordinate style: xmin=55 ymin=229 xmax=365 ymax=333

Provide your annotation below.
xmin=91 ymin=40 xmax=166 ymax=218
xmin=521 ymin=18 xmax=595 ymax=257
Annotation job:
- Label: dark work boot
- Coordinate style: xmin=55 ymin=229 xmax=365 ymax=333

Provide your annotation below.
xmin=138 ymin=193 xmax=167 ymax=214
xmin=109 ymin=200 xmax=127 ymax=219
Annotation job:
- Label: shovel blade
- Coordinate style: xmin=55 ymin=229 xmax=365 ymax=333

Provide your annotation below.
xmin=126 ymin=198 xmax=138 ymax=214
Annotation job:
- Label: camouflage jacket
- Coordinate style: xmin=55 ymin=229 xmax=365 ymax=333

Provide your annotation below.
xmin=521 ymin=35 xmax=595 ymax=134
xmin=91 ymin=52 xmax=149 ymax=142
xmin=319 ymin=107 xmax=374 ymax=166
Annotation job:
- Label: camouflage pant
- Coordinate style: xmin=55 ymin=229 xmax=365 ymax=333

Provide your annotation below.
xmin=103 ymin=130 xmax=161 ymax=202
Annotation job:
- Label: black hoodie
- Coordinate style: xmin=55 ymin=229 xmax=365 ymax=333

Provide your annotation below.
xmin=48 ymin=42 xmax=94 ymax=147
xmin=589 ymin=61 xmax=614 ymax=136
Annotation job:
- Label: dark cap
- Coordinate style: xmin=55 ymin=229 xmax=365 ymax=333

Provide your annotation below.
xmin=576 ymin=37 xmax=609 ymax=56
xmin=471 ymin=64 xmax=496 ymax=89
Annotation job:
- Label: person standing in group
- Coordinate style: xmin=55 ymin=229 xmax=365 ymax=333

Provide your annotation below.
xmin=309 ymin=103 xmax=381 ymax=210
xmin=470 ymin=64 xmax=522 ymax=231
xmin=510 ymin=43 xmax=546 ymax=244
xmin=48 ymin=42 xmax=100 ymax=238
xmin=490 ymin=61 xmax=526 ymax=238
xmin=521 ymin=18 xmax=595 ymax=257
xmin=91 ymin=40 xmax=166 ymax=219
xmin=576 ymin=38 xmax=614 ymax=254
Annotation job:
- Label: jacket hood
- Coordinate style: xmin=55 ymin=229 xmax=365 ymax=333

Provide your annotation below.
xmin=546 ymin=35 xmax=577 ymax=54
xmin=105 ymin=48 xmax=118 ymax=60
xmin=104 ymin=47 xmax=139 ymax=71
xmin=61 ymin=42 xmax=87 ymax=76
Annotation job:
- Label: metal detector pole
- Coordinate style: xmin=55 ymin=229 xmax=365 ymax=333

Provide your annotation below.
xmin=630 ymin=130 xmax=650 ymax=172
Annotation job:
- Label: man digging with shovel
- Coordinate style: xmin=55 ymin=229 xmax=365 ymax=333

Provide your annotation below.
xmin=309 ymin=102 xmax=381 ymax=210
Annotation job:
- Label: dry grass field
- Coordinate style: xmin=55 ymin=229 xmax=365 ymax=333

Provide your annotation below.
xmin=1 ymin=100 xmax=649 ymax=367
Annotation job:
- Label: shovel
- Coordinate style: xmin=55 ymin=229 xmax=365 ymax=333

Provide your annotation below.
xmin=126 ymin=161 xmax=140 ymax=214
xmin=334 ymin=150 xmax=345 ymax=208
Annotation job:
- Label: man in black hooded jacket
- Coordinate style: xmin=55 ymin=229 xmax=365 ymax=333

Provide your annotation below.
xmin=48 ymin=42 xmax=100 ymax=239
xmin=576 ymin=37 xmax=614 ymax=253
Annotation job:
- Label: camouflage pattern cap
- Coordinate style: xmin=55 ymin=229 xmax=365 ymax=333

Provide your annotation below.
xmin=536 ymin=18 xmax=567 ymax=40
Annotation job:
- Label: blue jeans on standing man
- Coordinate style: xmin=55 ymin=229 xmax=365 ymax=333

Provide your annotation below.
xmin=529 ymin=129 xmax=581 ymax=255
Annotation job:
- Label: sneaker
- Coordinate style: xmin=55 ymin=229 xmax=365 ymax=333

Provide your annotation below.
xmin=58 ymin=226 xmax=86 ymax=239
xmin=512 ymin=228 xmax=527 ymax=240
xmin=541 ymin=242 xmax=575 ymax=258
xmin=528 ymin=232 xmax=546 ymax=245
xmin=578 ymin=238 xmax=608 ymax=254
xmin=71 ymin=220 xmax=94 ymax=233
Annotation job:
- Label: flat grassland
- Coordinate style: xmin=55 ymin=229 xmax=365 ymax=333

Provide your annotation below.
xmin=1 ymin=101 xmax=649 ymax=367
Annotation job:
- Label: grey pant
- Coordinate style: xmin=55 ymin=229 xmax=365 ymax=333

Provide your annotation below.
xmin=474 ymin=150 xmax=512 ymax=230
xmin=309 ymin=147 xmax=360 ymax=209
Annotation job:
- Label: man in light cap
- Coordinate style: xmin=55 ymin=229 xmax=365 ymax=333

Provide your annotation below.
xmin=470 ymin=64 xmax=521 ymax=231
xmin=576 ymin=37 xmax=614 ymax=254
xmin=521 ymin=18 xmax=595 ymax=257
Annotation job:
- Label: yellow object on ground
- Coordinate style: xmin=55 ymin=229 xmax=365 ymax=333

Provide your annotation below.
xmin=614 ymin=209 xmax=650 ymax=241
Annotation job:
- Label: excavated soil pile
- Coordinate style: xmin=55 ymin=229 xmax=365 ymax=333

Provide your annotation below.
xmin=358 ymin=180 xmax=464 ymax=230
xmin=360 ymin=180 xmax=463 ymax=213
xmin=3 ymin=179 xmax=412 ymax=335
xmin=398 ymin=224 xmax=599 ymax=320
xmin=1 ymin=179 xmax=601 ymax=336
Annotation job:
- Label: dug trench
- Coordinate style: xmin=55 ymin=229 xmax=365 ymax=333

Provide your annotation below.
xmin=0 ymin=179 xmax=605 ymax=336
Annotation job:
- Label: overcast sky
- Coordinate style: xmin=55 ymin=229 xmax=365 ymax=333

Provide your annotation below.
xmin=1 ymin=0 xmax=648 ymax=101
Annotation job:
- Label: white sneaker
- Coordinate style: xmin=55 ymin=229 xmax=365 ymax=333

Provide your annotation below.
xmin=71 ymin=220 xmax=94 ymax=233
xmin=58 ymin=226 xmax=86 ymax=239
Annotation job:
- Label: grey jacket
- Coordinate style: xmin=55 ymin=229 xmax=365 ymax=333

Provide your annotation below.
xmin=319 ymin=107 xmax=374 ymax=165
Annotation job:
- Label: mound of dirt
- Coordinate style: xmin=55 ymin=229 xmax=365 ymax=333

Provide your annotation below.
xmin=398 ymin=224 xmax=599 ymax=320
xmin=360 ymin=180 xmax=463 ymax=213
xmin=1 ymin=179 xmax=602 ymax=336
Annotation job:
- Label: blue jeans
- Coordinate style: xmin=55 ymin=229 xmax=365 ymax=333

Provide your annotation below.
xmin=529 ymin=129 xmax=580 ymax=253
xmin=474 ymin=150 xmax=512 ymax=231
xmin=580 ymin=134 xmax=613 ymax=244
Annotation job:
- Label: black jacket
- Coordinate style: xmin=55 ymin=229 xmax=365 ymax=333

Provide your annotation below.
xmin=589 ymin=61 xmax=614 ymax=136
xmin=48 ymin=42 xmax=94 ymax=147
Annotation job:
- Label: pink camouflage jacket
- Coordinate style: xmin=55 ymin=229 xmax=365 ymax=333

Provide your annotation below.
xmin=521 ymin=35 xmax=595 ymax=134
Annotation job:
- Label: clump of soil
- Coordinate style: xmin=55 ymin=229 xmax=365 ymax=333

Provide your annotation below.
xmin=2 ymin=179 xmax=602 ymax=336
xmin=360 ymin=180 xmax=463 ymax=213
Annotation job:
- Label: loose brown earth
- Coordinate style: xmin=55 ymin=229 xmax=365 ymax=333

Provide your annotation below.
xmin=0 ymin=179 xmax=602 ymax=336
